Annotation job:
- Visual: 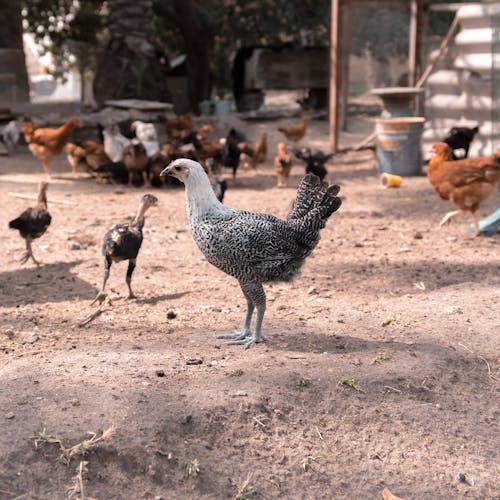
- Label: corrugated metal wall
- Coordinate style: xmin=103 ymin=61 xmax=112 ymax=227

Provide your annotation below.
xmin=423 ymin=3 xmax=500 ymax=156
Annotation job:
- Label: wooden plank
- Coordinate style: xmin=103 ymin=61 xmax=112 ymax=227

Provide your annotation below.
xmin=329 ymin=0 xmax=341 ymax=151
xmin=104 ymin=99 xmax=173 ymax=111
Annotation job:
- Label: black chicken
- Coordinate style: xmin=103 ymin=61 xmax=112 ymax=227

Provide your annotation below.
xmin=9 ymin=181 xmax=51 ymax=266
xmin=294 ymin=147 xmax=334 ymax=180
xmin=220 ymin=128 xmax=242 ymax=180
xmin=205 ymin=157 xmax=228 ymax=202
xmin=92 ymin=194 xmax=158 ymax=304
xmin=443 ymin=126 xmax=479 ymax=160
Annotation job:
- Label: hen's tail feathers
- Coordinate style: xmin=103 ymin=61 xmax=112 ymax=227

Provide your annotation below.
xmin=318 ymin=184 xmax=342 ymax=220
xmin=287 ymin=174 xmax=341 ymax=221
xmin=9 ymin=217 xmax=22 ymax=230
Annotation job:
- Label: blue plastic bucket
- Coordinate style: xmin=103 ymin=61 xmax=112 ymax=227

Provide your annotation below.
xmin=376 ymin=117 xmax=425 ymax=176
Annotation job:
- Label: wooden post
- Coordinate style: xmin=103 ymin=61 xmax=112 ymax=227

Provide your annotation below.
xmin=329 ymin=0 xmax=351 ymax=151
xmin=408 ymin=0 xmax=419 ymax=86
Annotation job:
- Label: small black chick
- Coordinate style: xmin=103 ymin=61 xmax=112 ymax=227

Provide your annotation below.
xmin=205 ymin=157 xmax=228 ymax=202
xmin=92 ymin=161 xmax=129 ymax=184
xmin=294 ymin=147 xmax=334 ymax=180
xmin=9 ymin=181 xmax=51 ymax=266
xmin=92 ymin=194 xmax=158 ymax=303
xmin=443 ymin=126 xmax=479 ymax=160
xmin=220 ymin=128 xmax=242 ymax=180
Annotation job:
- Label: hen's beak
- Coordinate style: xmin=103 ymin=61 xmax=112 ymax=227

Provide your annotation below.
xmin=160 ymin=166 xmax=171 ymax=177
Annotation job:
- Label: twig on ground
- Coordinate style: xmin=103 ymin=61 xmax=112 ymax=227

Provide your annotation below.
xmin=252 ymin=416 xmax=266 ymax=428
xmin=384 ymin=386 xmax=402 ymax=393
xmin=314 ymin=426 xmax=323 ymax=440
xmin=458 ymin=343 xmax=498 ymax=382
xmin=78 ymin=297 xmax=112 ymax=327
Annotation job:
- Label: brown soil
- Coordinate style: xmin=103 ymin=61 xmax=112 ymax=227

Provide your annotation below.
xmin=0 ymin=115 xmax=499 ymax=500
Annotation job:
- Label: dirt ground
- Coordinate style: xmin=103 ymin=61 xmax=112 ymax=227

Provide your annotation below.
xmin=0 ymin=113 xmax=499 ymax=500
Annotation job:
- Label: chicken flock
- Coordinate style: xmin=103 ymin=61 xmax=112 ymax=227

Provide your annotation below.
xmin=4 ymin=111 xmax=500 ymax=348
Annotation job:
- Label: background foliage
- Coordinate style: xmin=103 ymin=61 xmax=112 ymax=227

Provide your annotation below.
xmin=21 ymin=0 xmax=459 ymax=96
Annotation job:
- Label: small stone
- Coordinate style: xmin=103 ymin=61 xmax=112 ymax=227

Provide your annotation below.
xmin=307 ymin=286 xmax=318 ymax=295
xmin=155 ymin=369 xmax=166 ymax=377
xmin=444 ymin=306 xmax=463 ymax=315
xmin=398 ymin=246 xmax=411 ymax=253
xmin=181 ymin=415 xmax=192 ymax=425
xmin=414 ymin=232 xmax=423 ymax=239
xmin=67 ymin=399 xmax=80 ymax=406
xmin=5 ymin=412 xmax=15 ymax=419
xmin=186 ymin=358 xmax=203 ymax=365
xmin=231 ymin=390 xmax=248 ymax=397
xmin=3 ymin=328 xmax=15 ymax=339
xmin=446 ymin=236 xmax=457 ymax=242
xmin=211 ymin=307 xmax=222 ymax=312
xmin=21 ymin=334 xmax=39 ymax=345
xmin=69 ymin=241 xmax=81 ymax=250
xmin=210 ymin=360 xmax=218 ymax=366
xmin=458 ymin=473 xmax=466 ymax=483
xmin=166 ymin=310 xmax=177 ymax=319
xmin=354 ymin=242 xmax=364 ymax=248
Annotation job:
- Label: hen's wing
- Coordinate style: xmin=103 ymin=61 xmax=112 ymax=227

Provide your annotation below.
xmin=192 ymin=211 xmax=314 ymax=282
xmin=440 ymin=159 xmax=500 ymax=187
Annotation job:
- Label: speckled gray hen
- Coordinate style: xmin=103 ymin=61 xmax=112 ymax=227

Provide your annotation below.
xmin=161 ymin=158 xmax=341 ymax=348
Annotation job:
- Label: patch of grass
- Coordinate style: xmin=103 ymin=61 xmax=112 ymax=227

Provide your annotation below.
xmin=186 ymin=459 xmax=201 ymax=478
xmin=233 ymin=472 xmax=257 ymax=500
xmin=33 ymin=428 xmax=63 ymax=450
xmin=33 ymin=427 xmax=115 ymax=466
xmin=226 ymin=369 xmax=244 ymax=377
xmin=338 ymin=377 xmax=364 ymax=392
xmin=404 ymin=378 xmax=430 ymax=392
xmin=59 ymin=428 xmax=115 ymax=466
xmin=372 ymin=351 xmax=392 ymax=364
xmin=67 ymin=460 xmax=88 ymax=499
xmin=302 ymin=454 xmax=321 ymax=471
xmin=298 ymin=377 xmax=312 ymax=387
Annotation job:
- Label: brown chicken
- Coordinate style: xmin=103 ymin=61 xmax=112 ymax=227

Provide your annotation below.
xmin=22 ymin=115 xmax=82 ymax=176
xmin=66 ymin=143 xmax=92 ymax=177
xmin=194 ymin=138 xmax=222 ymax=163
xmin=197 ymin=124 xmax=214 ymax=142
xmin=274 ymin=142 xmax=293 ymax=188
xmin=81 ymin=140 xmax=110 ymax=169
xmin=278 ymin=116 xmax=309 ymax=142
xmin=239 ymin=133 xmax=267 ymax=169
xmin=164 ymin=112 xmax=194 ymax=140
xmin=123 ymin=141 xmax=150 ymax=186
xmin=428 ymin=142 xmax=500 ymax=235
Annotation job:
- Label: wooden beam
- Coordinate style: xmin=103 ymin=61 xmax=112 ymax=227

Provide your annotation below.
xmin=329 ymin=0 xmax=351 ymax=152
xmin=408 ymin=0 xmax=419 ymax=86
xmin=329 ymin=0 xmax=341 ymax=152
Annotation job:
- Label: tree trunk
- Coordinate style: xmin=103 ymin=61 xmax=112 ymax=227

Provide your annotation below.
xmin=0 ymin=0 xmax=30 ymax=102
xmin=154 ymin=0 xmax=214 ymax=113
xmin=93 ymin=0 xmax=169 ymax=105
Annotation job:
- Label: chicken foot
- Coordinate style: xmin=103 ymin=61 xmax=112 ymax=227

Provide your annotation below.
xmin=20 ymin=238 xmax=40 ymax=266
xmin=217 ymin=283 xmax=266 ymax=348
xmin=439 ymin=209 xmax=462 ymax=227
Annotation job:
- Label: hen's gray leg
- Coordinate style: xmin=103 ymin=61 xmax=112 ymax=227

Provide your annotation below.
xmin=226 ymin=282 xmax=266 ymax=348
xmin=217 ymin=291 xmax=254 ymax=341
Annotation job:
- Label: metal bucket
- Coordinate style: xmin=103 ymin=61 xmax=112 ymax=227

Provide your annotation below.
xmin=376 ymin=117 xmax=425 ymax=176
